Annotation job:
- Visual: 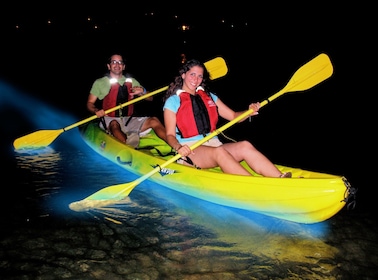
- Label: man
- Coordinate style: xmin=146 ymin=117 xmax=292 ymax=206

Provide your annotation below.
xmin=87 ymin=54 xmax=167 ymax=147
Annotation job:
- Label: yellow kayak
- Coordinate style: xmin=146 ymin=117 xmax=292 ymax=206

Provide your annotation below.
xmin=77 ymin=121 xmax=356 ymax=224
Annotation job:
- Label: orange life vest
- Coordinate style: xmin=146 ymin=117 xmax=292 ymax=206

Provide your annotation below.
xmin=176 ymin=89 xmax=218 ymax=138
xmin=102 ymin=77 xmax=133 ymax=117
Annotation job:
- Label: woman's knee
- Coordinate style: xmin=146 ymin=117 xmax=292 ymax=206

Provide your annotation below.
xmin=239 ymin=140 xmax=255 ymax=150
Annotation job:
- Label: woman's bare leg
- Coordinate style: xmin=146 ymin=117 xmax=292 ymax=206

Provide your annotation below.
xmin=222 ymin=141 xmax=282 ymax=177
xmin=187 ymin=145 xmax=252 ymax=175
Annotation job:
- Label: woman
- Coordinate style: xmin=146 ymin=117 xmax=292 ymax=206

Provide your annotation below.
xmin=163 ymin=59 xmax=291 ymax=178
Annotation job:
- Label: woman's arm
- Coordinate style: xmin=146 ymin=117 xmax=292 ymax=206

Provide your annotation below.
xmin=216 ymin=99 xmax=259 ymax=122
xmin=163 ymin=108 xmax=182 ymax=151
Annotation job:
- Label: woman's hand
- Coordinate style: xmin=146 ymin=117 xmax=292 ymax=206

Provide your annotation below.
xmin=248 ymin=102 xmax=260 ymax=116
xmin=176 ymin=144 xmax=193 ymax=157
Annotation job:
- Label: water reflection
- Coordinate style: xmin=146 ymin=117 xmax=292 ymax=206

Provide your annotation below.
xmin=65 ymin=181 xmax=342 ymax=278
xmin=15 ymin=147 xmax=61 ymax=171
xmin=4 ymin=130 xmax=353 ymax=277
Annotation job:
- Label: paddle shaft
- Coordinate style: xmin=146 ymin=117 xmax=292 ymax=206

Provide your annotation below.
xmin=85 ymin=53 xmax=333 ymax=200
xmin=59 ymin=57 xmax=228 ymax=132
xmin=109 ymin=108 xmax=257 ymax=198
xmin=12 ymin=87 xmax=168 ymax=150
xmin=111 ymin=94 xmax=287 ymax=197
xmin=13 ymin=57 xmax=227 ymax=150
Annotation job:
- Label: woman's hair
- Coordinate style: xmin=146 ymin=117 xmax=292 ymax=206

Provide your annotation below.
xmin=163 ymin=59 xmax=211 ymax=102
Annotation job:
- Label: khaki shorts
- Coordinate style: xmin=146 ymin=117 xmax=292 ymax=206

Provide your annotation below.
xmin=100 ymin=116 xmax=151 ymax=148
xmin=176 ymin=138 xmax=223 ymax=167
xmin=182 ymin=137 xmax=223 ymax=148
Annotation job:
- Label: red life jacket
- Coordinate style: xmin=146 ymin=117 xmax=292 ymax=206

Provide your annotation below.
xmin=176 ymin=88 xmax=218 ymax=138
xmin=102 ymin=77 xmax=133 ymax=117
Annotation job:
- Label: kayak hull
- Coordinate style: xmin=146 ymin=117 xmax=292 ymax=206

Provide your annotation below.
xmin=79 ymin=122 xmax=354 ymax=224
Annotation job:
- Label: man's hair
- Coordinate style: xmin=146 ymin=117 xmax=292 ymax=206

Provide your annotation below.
xmin=107 ymin=53 xmax=124 ymax=64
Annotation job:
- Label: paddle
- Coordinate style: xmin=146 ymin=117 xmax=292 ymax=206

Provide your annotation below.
xmin=13 ymin=57 xmax=228 ymax=150
xmin=69 ymin=53 xmax=333 ymax=212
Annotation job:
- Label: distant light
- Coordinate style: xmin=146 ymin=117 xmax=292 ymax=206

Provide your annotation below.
xmin=181 ymin=25 xmax=190 ymax=31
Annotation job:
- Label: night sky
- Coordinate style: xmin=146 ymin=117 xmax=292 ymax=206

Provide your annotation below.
xmin=2 ymin=3 xmax=374 ymax=123
xmin=1 ymin=3 xmax=374 ymax=85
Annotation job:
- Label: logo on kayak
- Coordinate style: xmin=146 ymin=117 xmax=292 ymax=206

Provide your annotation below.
xmin=152 ymin=165 xmax=178 ymax=176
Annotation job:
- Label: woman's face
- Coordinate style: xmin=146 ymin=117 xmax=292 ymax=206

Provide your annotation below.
xmin=181 ymin=65 xmax=204 ymax=93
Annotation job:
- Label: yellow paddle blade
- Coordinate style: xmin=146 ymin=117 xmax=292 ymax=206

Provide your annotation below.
xmin=205 ymin=57 xmax=228 ymax=80
xmin=282 ymin=53 xmax=333 ymax=92
xmin=13 ymin=129 xmax=64 ymax=150
xmin=264 ymin=53 xmax=333 ymax=104
xmin=69 ymin=155 xmax=181 ymax=211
